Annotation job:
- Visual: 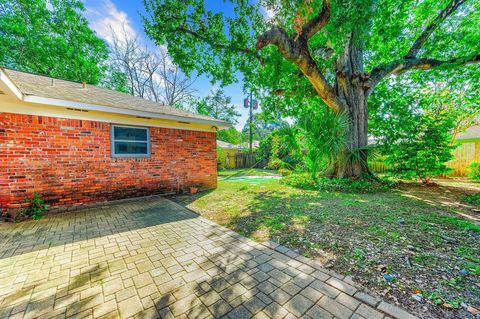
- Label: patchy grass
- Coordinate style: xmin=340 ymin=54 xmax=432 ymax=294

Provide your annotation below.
xmin=462 ymin=193 xmax=480 ymax=206
xmin=173 ymin=175 xmax=480 ymax=319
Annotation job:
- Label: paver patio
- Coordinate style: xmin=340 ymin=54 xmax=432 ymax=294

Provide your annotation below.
xmin=0 ymin=197 xmax=418 ymax=319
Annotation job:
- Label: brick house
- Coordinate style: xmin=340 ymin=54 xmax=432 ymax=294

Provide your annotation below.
xmin=0 ymin=68 xmax=230 ymax=212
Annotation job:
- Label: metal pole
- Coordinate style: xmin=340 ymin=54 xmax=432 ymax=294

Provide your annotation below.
xmin=249 ymin=92 xmax=253 ymax=151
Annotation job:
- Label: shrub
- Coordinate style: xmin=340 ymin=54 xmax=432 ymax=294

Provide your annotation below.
xmin=281 ymin=173 xmax=317 ymax=190
xmin=23 ymin=194 xmax=49 ymax=220
xmin=278 ymin=168 xmax=292 ymax=176
xmin=282 ymin=173 xmax=396 ymax=193
xmin=461 ymin=193 xmax=480 ymax=206
xmin=467 ymin=162 xmax=480 ymax=181
xmin=317 ymin=175 xmax=395 ymax=193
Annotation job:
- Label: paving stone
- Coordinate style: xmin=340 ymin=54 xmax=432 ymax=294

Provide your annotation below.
xmin=268 ymin=269 xmax=292 ymax=284
xmin=93 ymin=299 xmax=118 ymax=318
xmin=355 ymin=304 xmax=384 ymax=319
xmin=0 ymin=197 xmax=417 ymax=319
xmin=255 ymin=292 xmax=272 ymax=305
xmin=311 ymin=270 xmax=331 ymax=282
xmin=256 ymin=280 xmax=276 ymax=295
xmin=326 ymin=277 xmax=357 ymax=296
xmin=284 ymin=294 xmax=315 ymax=317
xmin=199 ymin=290 xmax=222 ymax=307
xmin=185 ymin=302 xmax=211 ymax=319
xmin=335 ymin=292 xmax=361 ymax=310
xmin=269 ymin=288 xmax=293 ymax=305
xmin=227 ymin=305 xmax=251 ymax=319
xmin=305 ymin=304 xmax=333 ymax=319
xmin=209 ymin=300 xmax=232 ymax=318
xmin=354 ymin=291 xmax=381 ymax=307
xmin=263 ymin=302 xmax=289 ymax=319
xmin=282 ymin=281 xmax=303 ymax=296
xmin=317 ymin=296 xmax=353 ymax=319
xmin=300 ymin=286 xmax=324 ymax=303
xmin=309 ymin=280 xmax=340 ymax=298
xmin=377 ymin=302 xmax=418 ymax=319
xmin=118 ymin=296 xmax=144 ymax=318
xmin=243 ymin=296 xmax=267 ymax=314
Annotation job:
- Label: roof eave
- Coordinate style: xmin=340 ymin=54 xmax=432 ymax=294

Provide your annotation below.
xmin=21 ymin=94 xmax=232 ymax=129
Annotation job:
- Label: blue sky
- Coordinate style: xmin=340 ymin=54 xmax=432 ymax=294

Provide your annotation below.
xmin=83 ymin=0 xmax=255 ymax=130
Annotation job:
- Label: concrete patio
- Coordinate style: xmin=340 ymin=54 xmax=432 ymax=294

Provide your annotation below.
xmin=0 ymin=197 xmax=417 ymax=319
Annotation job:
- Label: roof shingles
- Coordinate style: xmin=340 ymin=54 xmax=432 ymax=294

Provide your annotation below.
xmin=2 ymin=68 xmax=228 ymax=125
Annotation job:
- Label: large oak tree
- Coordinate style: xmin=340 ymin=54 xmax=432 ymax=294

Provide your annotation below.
xmin=143 ymin=0 xmax=480 ymax=177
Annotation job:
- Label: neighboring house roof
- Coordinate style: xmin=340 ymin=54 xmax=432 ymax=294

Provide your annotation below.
xmin=456 ymin=125 xmax=480 ymax=141
xmin=217 ymin=140 xmax=241 ymax=150
xmin=0 ymin=68 xmax=230 ymax=128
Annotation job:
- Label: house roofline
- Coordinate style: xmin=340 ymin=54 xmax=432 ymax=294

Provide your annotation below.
xmin=0 ymin=68 xmax=232 ymax=130
xmin=23 ymin=95 xmax=232 ymax=128
xmin=0 ymin=68 xmax=23 ymax=100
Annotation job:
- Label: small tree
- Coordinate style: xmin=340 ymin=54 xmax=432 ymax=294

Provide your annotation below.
xmin=382 ymin=111 xmax=456 ymax=184
xmin=196 ymin=89 xmax=240 ymax=124
xmin=217 ymin=128 xmax=243 ymax=145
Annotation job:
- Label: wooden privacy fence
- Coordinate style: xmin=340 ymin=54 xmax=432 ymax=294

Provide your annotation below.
xmin=234 ymin=152 xmax=267 ymax=168
xmin=367 ymin=141 xmax=480 ymax=176
xmin=447 ymin=140 xmax=480 ymax=176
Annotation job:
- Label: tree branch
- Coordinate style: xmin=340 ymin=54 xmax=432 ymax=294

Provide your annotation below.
xmin=256 ymin=27 xmax=345 ymax=112
xmin=407 ymin=0 xmax=466 ymax=57
xmin=369 ymin=0 xmax=469 ymax=88
xmin=301 ymin=0 xmax=331 ymax=39
xmin=370 ymin=54 xmax=480 ymax=87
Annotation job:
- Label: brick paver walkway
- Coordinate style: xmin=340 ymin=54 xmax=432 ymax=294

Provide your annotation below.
xmin=0 ymin=197 xmax=418 ymax=319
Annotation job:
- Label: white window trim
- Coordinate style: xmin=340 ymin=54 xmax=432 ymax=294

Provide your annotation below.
xmin=110 ymin=124 xmax=151 ymax=158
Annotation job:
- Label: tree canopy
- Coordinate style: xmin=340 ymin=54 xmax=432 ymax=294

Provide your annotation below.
xmin=143 ymin=0 xmax=479 ymax=177
xmin=196 ymin=88 xmax=241 ymax=124
xmin=0 ymin=0 xmax=110 ymax=84
xmin=143 ymin=0 xmax=479 ymax=115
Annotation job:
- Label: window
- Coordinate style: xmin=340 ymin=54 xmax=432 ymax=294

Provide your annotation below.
xmin=111 ymin=125 xmax=150 ymax=157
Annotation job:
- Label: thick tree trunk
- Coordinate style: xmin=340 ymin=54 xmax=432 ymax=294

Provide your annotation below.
xmin=331 ymin=38 xmax=369 ymax=178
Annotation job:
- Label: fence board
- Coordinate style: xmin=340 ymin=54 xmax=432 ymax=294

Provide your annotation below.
xmin=234 ymin=153 xmax=266 ymax=169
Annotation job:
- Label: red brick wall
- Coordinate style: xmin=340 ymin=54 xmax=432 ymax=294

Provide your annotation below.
xmin=0 ymin=113 xmax=217 ymax=211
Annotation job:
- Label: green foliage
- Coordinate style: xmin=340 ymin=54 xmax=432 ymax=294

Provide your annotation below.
xmin=317 ymin=176 xmax=395 ymax=193
xmin=217 ymin=127 xmax=243 ymax=144
xmin=196 ymin=89 xmax=240 ymax=124
xmin=23 ymin=194 xmax=49 ymax=220
xmin=0 ymin=0 xmax=109 ymax=84
xmin=281 ymin=173 xmax=317 ymax=190
xmin=461 ymin=193 xmax=480 ymax=206
xmin=258 ymin=125 xmax=301 ymax=170
xmin=216 ymin=147 xmax=227 ymax=169
xmin=297 ymin=106 xmax=347 ymax=179
xmin=371 ymin=80 xmax=458 ymax=183
xmin=467 ymin=162 xmax=480 ymax=181
xmin=241 ymin=112 xmax=290 ymax=142
xmin=144 ymin=0 xmax=479 ymax=177
xmin=282 ymin=173 xmax=395 ymax=193
xmin=143 ymin=0 xmax=479 ymax=117
xmin=102 ymin=67 xmax=130 ymax=93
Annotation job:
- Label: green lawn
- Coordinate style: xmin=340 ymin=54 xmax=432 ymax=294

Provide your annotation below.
xmin=173 ymin=174 xmax=480 ymax=319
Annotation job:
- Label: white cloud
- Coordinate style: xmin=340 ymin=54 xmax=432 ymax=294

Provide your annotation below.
xmin=84 ymin=0 xmax=136 ymax=43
